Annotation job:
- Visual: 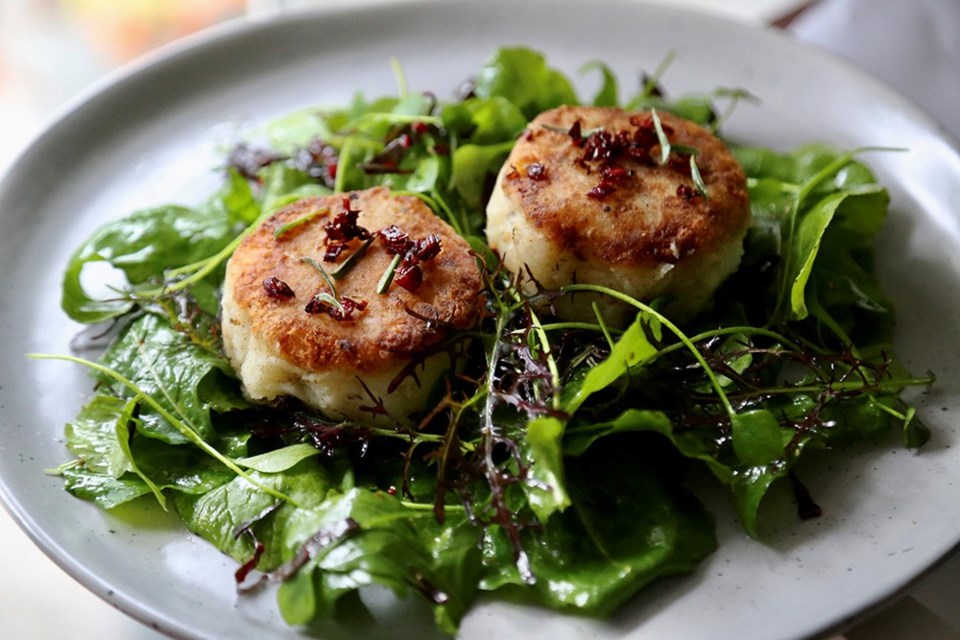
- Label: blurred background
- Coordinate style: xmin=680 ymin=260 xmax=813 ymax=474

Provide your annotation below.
xmin=1 ymin=0 xmax=957 ymax=638
xmin=0 ymin=0 xmax=247 ymax=164
xmin=0 ymin=0 xmax=805 ymax=170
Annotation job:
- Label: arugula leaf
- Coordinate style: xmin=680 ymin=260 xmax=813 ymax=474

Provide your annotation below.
xmin=734 ymin=144 xmax=895 ymax=342
xmin=562 ymin=312 xmax=662 ymax=413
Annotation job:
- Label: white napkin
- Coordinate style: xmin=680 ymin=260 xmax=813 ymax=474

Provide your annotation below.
xmin=788 ymin=0 xmax=960 ymax=140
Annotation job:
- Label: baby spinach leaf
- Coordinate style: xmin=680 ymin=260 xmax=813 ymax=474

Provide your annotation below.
xmin=98 ymin=313 xmax=241 ymax=443
xmin=522 ymin=416 xmax=570 ymax=522
xmin=457 ymin=97 xmax=527 ymax=144
xmin=481 ymin=444 xmax=716 ymax=615
xmin=235 ymin=444 xmax=321 ymax=473
xmin=564 ymin=409 xmax=673 ymax=457
xmin=59 ymin=391 xmax=237 ymax=509
xmin=60 ymin=466 xmax=153 ymax=509
xmin=174 ymin=457 xmax=484 ymax=634
xmin=730 ymin=409 xmax=787 ymax=467
xmin=259 ymin=163 xmax=331 ymax=214
xmin=115 ymin=397 xmax=167 ymax=508
xmin=263 ymin=107 xmax=335 ymax=154
xmin=472 ymin=47 xmax=579 ymax=120
xmin=451 ymin=141 xmax=514 ymax=208
xmin=220 ymin=168 xmax=260 ymax=225
xmin=580 ymin=60 xmax=619 ymax=107
xmin=64 ymin=394 xmax=133 ymax=479
xmin=62 ymin=204 xmax=234 ymax=323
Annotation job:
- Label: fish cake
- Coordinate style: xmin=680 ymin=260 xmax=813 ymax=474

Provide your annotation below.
xmin=486 ymin=105 xmax=750 ymax=324
xmin=221 ymin=187 xmax=483 ymax=424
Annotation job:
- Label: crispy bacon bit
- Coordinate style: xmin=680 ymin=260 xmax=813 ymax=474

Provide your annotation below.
xmin=526 ymin=163 xmax=548 ymax=181
xmin=263 ymin=276 xmax=296 ymax=300
xmin=305 ymin=294 xmax=368 ymax=321
xmin=324 ymin=198 xmax=372 ymax=262
xmin=677 ymin=184 xmax=699 ymax=201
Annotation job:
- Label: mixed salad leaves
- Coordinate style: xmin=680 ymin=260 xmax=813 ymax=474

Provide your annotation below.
xmin=42 ymin=48 xmax=933 ymax=633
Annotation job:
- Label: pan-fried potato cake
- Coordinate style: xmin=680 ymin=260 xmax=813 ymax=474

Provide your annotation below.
xmin=221 ymin=187 xmax=483 ymax=424
xmin=486 ymin=105 xmax=750 ymax=325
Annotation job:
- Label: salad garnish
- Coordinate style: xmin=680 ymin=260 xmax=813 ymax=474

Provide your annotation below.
xmin=35 ymin=47 xmax=933 ymax=634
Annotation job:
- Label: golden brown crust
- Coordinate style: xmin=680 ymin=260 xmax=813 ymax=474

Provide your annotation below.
xmin=499 ymin=106 xmax=750 ymax=267
xmin=225 ymin=187 xmax=483 ymax=373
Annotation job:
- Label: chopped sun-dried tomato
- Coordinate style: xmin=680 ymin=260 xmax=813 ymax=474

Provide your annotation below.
xmin=325 ymin=198 xmax=371 ymax=243
xmin=555 ymin=112 xmax=692 ymax=199
xmin=413 ymin=234 xmax=442 ymax=261
xmin=375 ymin=227 xmax=442 ymax=294
xmin=568 ymin=120 xmax=584 ymax=147
xmin=526 ymin=163 xmax=548 ymax=181
xmin=395 ymin=259 xmax=424 ymax=293
xmin=378 ymin=225 xmax=413 ymax=255
xmin=263 ymin=276 xmax=296 ymax=300
xmin=677 ymin=184 xmax=700 ymax=201
xmin=323 ymin=198 xmax=372 ymax=263
xmin=305 ymin=294 xmax=367 ymax=321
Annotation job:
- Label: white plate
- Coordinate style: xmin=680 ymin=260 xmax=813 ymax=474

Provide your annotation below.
xmin=1 ymin=1 xmax=959 ymax=638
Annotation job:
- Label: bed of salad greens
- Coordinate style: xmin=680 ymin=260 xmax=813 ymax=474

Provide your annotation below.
xmin=40 ymin=47 xmax=934 ymax=634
